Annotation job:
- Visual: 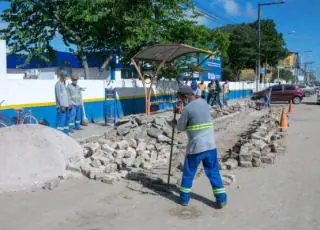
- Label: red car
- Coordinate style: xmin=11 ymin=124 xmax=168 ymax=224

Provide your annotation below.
xmin=251 ymin=84 xmax=303 ymax=104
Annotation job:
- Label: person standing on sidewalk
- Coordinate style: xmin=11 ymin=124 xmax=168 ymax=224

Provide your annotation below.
xmin=222 ymin=80 xmax=230 ymax=106
xmin=55 ymin=70 xmax=71 ymax=134
xmin=67 ymin=74 xmax=83 ymax=132
xmin=198 ymin=80 xmax=208 ymax=100
xmin=214 ymin=79 xmax=223 ymax=107
xmin=174 ymin=87 xmax=227 ymax=208
xmin=207 ymin=80 xmax=215 ymax=105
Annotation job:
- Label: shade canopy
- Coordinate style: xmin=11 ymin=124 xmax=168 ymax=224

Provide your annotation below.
xmin=132 ymin=44 xmax=213 ymax=62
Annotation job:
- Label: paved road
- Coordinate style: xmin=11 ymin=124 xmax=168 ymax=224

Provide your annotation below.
xmin=0 ymin=97 xmax=320 ymax=230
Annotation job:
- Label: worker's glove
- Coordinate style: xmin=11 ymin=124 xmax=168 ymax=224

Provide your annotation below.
xmin=60 ymin=107 xmax=65 ymax=112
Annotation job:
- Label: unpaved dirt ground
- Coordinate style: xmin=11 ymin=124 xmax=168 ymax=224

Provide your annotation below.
xmin=1 ymin=97 xmax=319 ymax=230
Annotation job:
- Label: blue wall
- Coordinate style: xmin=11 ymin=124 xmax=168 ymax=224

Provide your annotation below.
xmin=0 ymin=90 xmax=252 ymax=127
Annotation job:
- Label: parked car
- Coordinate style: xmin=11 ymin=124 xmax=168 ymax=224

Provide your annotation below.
xmin=317 ymin=91 xmax=320 ymax=104
xmin=298 ymin=84 xmax=316 ymax=97
xmin=251 ymin=84 xmax=303 ymax=104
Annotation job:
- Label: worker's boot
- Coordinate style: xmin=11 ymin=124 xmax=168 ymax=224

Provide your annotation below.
xmin=216 ymin=202 xmax=227 ymax=209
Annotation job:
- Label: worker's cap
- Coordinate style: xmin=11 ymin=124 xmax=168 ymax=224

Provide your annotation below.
xmin=59 ymin=70 xmax=69 ymax=77
xmin=71 ymin=74 xmax=78 ymax=80
xmin=177 ymin=86 xmax=194 ymax=95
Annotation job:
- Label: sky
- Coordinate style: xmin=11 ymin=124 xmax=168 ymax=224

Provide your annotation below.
xmin=0 ymin=0 xmax=319 ymax=76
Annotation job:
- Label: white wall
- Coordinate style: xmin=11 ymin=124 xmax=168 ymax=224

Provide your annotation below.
xmin=0 ymin=40 xmax=6 ymax=80
xmin=7 ymin=67 xmax=111 ymax=80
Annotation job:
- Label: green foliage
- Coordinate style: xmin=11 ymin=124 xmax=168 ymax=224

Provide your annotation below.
xmin=221 ymin=19 xmax=288 ymax=81
xmin=272 ymin=68 xmax=295 ymax=83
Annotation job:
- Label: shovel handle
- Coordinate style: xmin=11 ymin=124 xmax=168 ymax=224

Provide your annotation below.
xmin=167 ymin=108 xmax=177 ymax=191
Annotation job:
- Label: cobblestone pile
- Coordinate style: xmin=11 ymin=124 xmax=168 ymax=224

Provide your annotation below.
xmin=221 ymin=110 xmax=286 ymax=170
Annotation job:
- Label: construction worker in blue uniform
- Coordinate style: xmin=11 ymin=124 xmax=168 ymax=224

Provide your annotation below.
xmin=55 ymin=70 xmax=71 ymax=134
xmin=174 ymin=86 xmax=227 ymax=208
xmin=67 ymin=74 xmax=83 ymax=132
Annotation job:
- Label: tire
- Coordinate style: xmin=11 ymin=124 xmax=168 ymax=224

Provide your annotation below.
xmin=22 ymin=115 xmax=38 ymax=124
xmin=293 ymin=96 xmax=302 ymax=104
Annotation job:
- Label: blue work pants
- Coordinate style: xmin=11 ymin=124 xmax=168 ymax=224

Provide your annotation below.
xmin=180 ymin=149 xmax=227 ymax=205
xmin=56 ymin=108 xmax=69 ymax=135
xmin=68 ymin=105 xmax=82 ymax=132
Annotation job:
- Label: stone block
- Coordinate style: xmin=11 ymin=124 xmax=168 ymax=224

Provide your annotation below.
xmin=101 ymin=175 xmax=117 ymax=184
xmin=224 ymin=159 xmax=238 ymax=170
xmin=239 ymin=151 xmax=252 ymax=162
xmin=124 ymin=147 xmax=137 ymax=158
xmin=135 ymin=116 xmax=154 ymax=125
xmin=261 ymin=153 xmax=276 ymax=164
xmin=122 ymin=157 xmax=135 ymax=168
xmin=117 ymin=140 xmax=129 ymax=150
xmin=136 ymin=142 xmax=147 ymax=152
xmin=105 ymin=163 xmax=118 ymax=173
xmin=128 ymin=138 xmax=137 ymax=149
xmin=114 ymin=150 xmax=126 ymax=159
xmin=90 ymin=159 xmax=102 ymax=168
xmin=157 ymin=134 xmax=171 ymax=143
xmin=83 ymin=142 xmax=100 ymax=153
xmin=120 ymin=170 xmax=129 ymax=178
xmin=101 ymin=144 xmax=115 ymax=154
xmin=92 ymin=150 xmax=104 ymax=159
xmin=239 ymin=161 xmax=252 ymax=168
xmin=261 ymin=147 xmax=271 ymax=156
xmin=251 ymin=139 xmax=267 ymax=151
xmin=150 ymin=151 xmax=158 ymax=163
xmin=141 ymin=151 xmax=151 ymax=161
xmin=87 ymin=167 xmax=105 ymax=179
xmin=147 ymin=128 xmax=161 ymax=138
xmin=146 ymin=144 xmax=156 ymax=151
xmin=252 ymin=150 xmax=261 ymax=158
xmin=252 ymin=158 xmax=261 ymax=167
xmin=141 ymin=161 xmax=153 ymax=170
xmin=117 ymin=126 xmax=131 ymax=136
xmin=133 ymin=156 xmax=143 ymax=168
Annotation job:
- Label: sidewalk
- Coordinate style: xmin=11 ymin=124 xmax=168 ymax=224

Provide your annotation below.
xmin=0 ymin=97 xmax=319 ymax=230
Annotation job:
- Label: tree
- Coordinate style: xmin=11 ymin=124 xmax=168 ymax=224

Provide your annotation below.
xmin=1 ymin=0 xmax=96 ymax=78
xmin=221 ymin=19 xmax=288 ymax=81
xmin=222 ymin=23 xmax=256 ymax=80
xmin=272 ymin=68 xmax=295 ymax=83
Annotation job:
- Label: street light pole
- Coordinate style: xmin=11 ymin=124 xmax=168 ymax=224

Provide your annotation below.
xmin=256 ymin=0 xmax=285 ymax=91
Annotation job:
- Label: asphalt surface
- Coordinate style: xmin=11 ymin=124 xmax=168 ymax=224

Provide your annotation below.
xmin=0 ymin=96 xmax=319 ymax=230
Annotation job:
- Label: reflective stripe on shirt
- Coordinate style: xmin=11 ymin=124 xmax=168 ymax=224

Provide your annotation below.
xmin=186 ymin=122 xmax=213 ymax=131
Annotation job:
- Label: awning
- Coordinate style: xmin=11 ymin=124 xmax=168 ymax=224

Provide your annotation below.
xmin=132 ymin=44 xmax=213 ymax=62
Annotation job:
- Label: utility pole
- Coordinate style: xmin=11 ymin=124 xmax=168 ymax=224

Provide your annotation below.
xmin=256 ymin=0 xmax=285 ymax=91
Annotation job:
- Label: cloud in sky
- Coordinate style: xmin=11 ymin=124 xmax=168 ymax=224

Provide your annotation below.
xmin=245 ymin=2 xmax=256 ymax=18
xmin=214 ymin=0 xmax=241 ymax=16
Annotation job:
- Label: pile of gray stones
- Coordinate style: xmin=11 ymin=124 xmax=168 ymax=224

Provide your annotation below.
xmin=67 ymin=114 xmax=188 ymax=184
xmin=65 ymin=101 xmax=277 ymax=185
xmin=221 ymin=110 xmax=286 ymax=170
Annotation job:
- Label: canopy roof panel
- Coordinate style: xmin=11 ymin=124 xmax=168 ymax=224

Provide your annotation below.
xmin=132 ymin=44 xmax=213 ymax=62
